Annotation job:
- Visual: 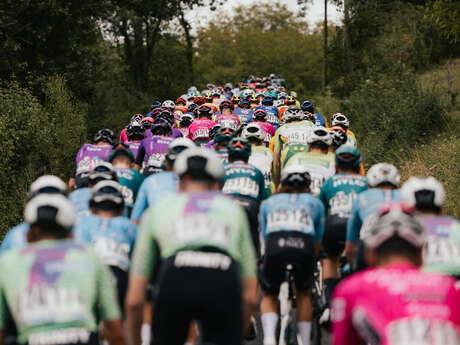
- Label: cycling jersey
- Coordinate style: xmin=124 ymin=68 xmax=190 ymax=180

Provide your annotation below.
xmin=421 ymin=216 xmax=460 ymax=277
xmin=119 ymin=128 xmax=128 ymax=143
xmin=0 ymin=239 xmax=120 ymax=345
xmin=332 ymin=263 xmax=460 ymax=345
xmin=177 ymin=126 xmax=189 ymax=137
xmin=346 ymin=189 xmax=401 ymax=243
xmin=145 ymin=128 xmax=183 ymax=139
xmin=74 ymin=144 xmax=112 ymax=177
xmin=215 ymin=148 xmax=229 ymax=165
xmin=279 ymin=143 xmax=309 ymax=169
xmin=250 ymin=121 xmax=276 ymax=145
xmin=222 ymin=161 xmax=267 ymax=202
xmin=233 ymin=107 xmax=253 ymax=124
xmin=0 ymin=222 xmax=29 ymax=253
xmin=314 ymin=113 xmax=328 ymax=127
xmin=126 ymin=141 xmax=141 ymax=158
xmin=284 ymin=152 xmax=335 ymax=196
xmin=130 ymin=171 xmax=178 ymax=221
xmin=69 ymin=187 xmax=92 ymax=218
xmin=215 ymin=113 xmax=241 ymax=130
xmin=135 ymin=136 xmax=174 ymax=169
xmin=346 ymin=129 xmax=357 ymax=146
xmin=131 ymin=191 xmax=257 ymax=279
xmin=186 ymin=118 xmax=216 ymax=142
xmin=259 ymin=193 xmax=325 ymax=242
xmin=319 ymin=173 xmax=368 ymax=217
xmin=248 ymin=145 xmax=275 ymax=196
xmin=114 ymin=167 xmax=144 ymax=216
xmin=273 ymin=121 xmax=315 ymax=153
xmin=74 ymin=215 xmax=138 ymax=272
xmin=255 ymin=105 xmax=280 ymax=129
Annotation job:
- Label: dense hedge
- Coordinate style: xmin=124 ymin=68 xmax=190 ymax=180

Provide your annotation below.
xmin=0 ymin=77 xmax=86 ymax=236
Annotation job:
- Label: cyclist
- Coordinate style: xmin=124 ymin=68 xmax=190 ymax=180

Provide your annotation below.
xmin=134 ymin=119 xmax=174 ymax=171
xmin=242 ymin=123 xmax=275 ymax=197
xmin=162 ymin=100 xmax=175 ymax=113
xmin=130 ymin=138 xmax=195 ymax=223
xmin=156 ymin=110 xmax=183 ymax=138
xmin=249 ymin=109 xmax=276 ymax=146
xmin=109 ymin=144 xmax=144 ymax=217
xmin=215 ymin=101 xmax=241 ymax=130
xmin=249 ymin=95 xmax=259 ymax=109
xmin=0 ymin=194 xmax=125 ymax=345
xmin=332 ymin=203 xmax=460 ymax=344
xmin=125 ymin=147 xmax=257 ymax=345
xmin=255 ymin=96 xmax=280 ymax=129
xmin=125 ymin=121 xmax=146 ymax=158
xmin=401 ymin=176 xmax=460 ymax=278
xmin=70 ymin=161 xmax=118 ymax=218
xmin=259 ymin=165 xmax=325 ymax=345
xmin=203 ymin=93 xmax=218 ymax=113
xmin=278 ymin=96 xmax=297 ymax=119
xmin=213 ymin=127 xmax=236 ymax=164
xmin=301 ymin=101 xmax=328 ymax=127
xmin=283 ymin=127 xmax=335 ymax=196
xmin=174 ymin=97 xmax=188 ymax=114
xmin=331 ymin=113 xmax=357 ymax=146
xmin=120 ymin=114 xmax=143 ymax=143
xmin=231 ymin=95 xmax=241 ymax=107
xmin=0 ymin=175 xmax=68 ymax=253
xmin=186 ymin=104 xmax=216 ymax=145
xmin=74 ymin=180 xmax=138 ymax=315
xmin=345 ymin=163 xmax=401 ymax=270
xmin=318 ymin=145 xmax=368 ymax=308
xmin=69 ymin=128 xmax=114 ymax=190
xmin=146 ymin=101 xmax=161 ymax=118
xmin=178 ymin=113 xmax=194 ymax=137
xmin=234 ymin=99 xmax=254 ymax=124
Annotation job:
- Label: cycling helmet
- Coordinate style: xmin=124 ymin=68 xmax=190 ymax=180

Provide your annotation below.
xmin=242 ymin=89 xmax=253 ymax=99
xmin=205 ymin=92 xmax=213 ymax=102
xmin=364 ymin=202 xmax=425 ymax=249
xmin=131 ymin=114 xmax=144 ymax=122
xmin=151 ymin=101 xmax=162 ymax=110
xmin=331 ymin=113 xmax=349 ymax=129
xmin=302 ymin=111 xmax=316 ymax=124
xmin=289 ymin=91 xmax=298 ymax=98
xmin=401 ymin=176 xmax=446 ymax=210
xmin=335 ymin=144 xmax=362 ymax=168
xmin=329 ymin=126 xmax=347 ymax=147
xmin=165 ymin=138 xmax=195 ymax=165
xmin=285 ymin=96 xmax=296 ymax=105
xmin=94 ymin=129 xmax=115 ymax=145
xmin=150 ymin=108 xmax=163 ymax=118
xmin=367 ymin=163 xmax=400 ymax=188
xmin=231 ymin=95 xmax=241 ymax=104
xmin=28 ymin=175 xmax=68 ymax=200
xmin=175 ymin=97 xmax=186 ymax=105
xmin=126 ymin=122 xmax=145 ymax=141
xmin=242 ymin=123 xmax=266 ymax=141
xmin=227 ymin=137 xmax=251 ymax=160
xmin=240 ymin=83 xmax=248 ymax=90
xmin=187 ymin=103 xmax=198 ymax=114
xmin=109 ymin=145 xmax=135 ymax=163
xmin=219 ymin=101 xmax=234 ymax=112
xmin=88 ymin=162 xmax=118 ymax=186
xmin=141 ymin=117 xmax=154 ymax=130
xmin=209 ymin=124 xmax=222 ymax=140
xmin=214 ymin=127 xmax=236 ymax=144
xmin=162 ymin=100 xmax=175 ymax=110
xmin=249 ymin=95 xmax=258 ymax=104
xmin=197 ymin=104 xmax=213 ymax=118
xmin=193 ymin=96 xmax=204 ymax=105
xmin=239 ymin=99 xmax=251 ymax=109
xmin=180 ymin=113 xmax=194 ymax=127
xmin=174 ymin=147 xmax=224 ymax=181
xmin=25 ymin=194 xmax=75 ymax=232
xmin=253 ymin=109 xmax=267 ymax=121
xmin=278 ymin=91 xmax=288 ymax=99
xmin=262 ymin=96 xmax=274 ymax=106
xmin=151 ymin=118 xmax=172 ymax=136
xmin=308 ymin=126 xmax=332 ymax=146
xmin=157 ymin=110 xmax=175 ymax=126
xmin=280 ymin=165 xmax=311 ymax=189
xmin=89 ymin=180 xmax=125 ymax=211
xmin=301 ymin=101 xmax=314 ymax=113
xmin=283 ymin=106 xmax=303 ymax=121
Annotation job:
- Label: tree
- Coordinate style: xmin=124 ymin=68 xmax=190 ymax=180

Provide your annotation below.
xmin=426 ymin=0 xmax=460 ymax=43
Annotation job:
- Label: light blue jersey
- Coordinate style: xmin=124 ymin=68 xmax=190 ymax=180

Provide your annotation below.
xmin=259 ymin=193 xmax=325 ymax=243
xmin=0 ymin=222 xmax=29 ymax=253
xmin=69 ymin=187 xmax=92 ymax=218
xmin=74 ymin=214 xmax=138 ymax=271
xmin=130 ymin=171 xmax=178 ymax=221
xmin=346 ymin=188 xmax=400 ymax=243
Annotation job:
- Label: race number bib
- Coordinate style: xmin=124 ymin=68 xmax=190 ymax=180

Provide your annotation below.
xmin=119 ymin=185 xmax=134 ymax=206
xmin=193 ymin=128 xmax=209 ymax=140
xmin=423 ymin=237 xmax=460 ymax=266
xmin=282 ymin=128 xmax=310 ymax=145
xmin=222 ymin=177 xmax=259 ymax=198
xmin=266 ymin=208 xmax=313 ymax=234
xmin=93 ymin=237 xmax=131 ymax=271
xmin=329 ymin=191 xmax=357 ymax=216
xmin=76 ymin=157 xmax=105 ymax=174
xmin=267 ymin=113 xmax=279 ymax=126
xmin=388 ymin=318 xmax=459 ymax=345
xmin=309 ymin=172 xmax=326 ymax=197
xmin=147 ymin=153 xmax=165 ymax=168
xmin=219 ymin=119 xmax=238 ymax=130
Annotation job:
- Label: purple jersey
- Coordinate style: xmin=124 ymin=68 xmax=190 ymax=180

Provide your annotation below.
xmin=126 ymin=141 xmax=141 ymax=158
xmin=145 ymin=128 xmax=182 ymax=138
xmin=139 ymin=136 xmax=174 ymax=168
xmin=75 ymin=144 xmax=112 ymax=175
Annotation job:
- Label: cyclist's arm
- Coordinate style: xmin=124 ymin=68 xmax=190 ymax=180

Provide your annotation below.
xmin=314 ymin=200 xmax=326 ymax=255
xmin=133 ymin=145 xmax=145 ymax=171
xmin=345 ymin=199 xmax=361 ymax=265
xmin=103 ymin=320 xmax=126 ymax=345
xmin=273 ymin=150 xmax=281 ymax=186
xmin=130 ymin=180 xmax=149 ymax=224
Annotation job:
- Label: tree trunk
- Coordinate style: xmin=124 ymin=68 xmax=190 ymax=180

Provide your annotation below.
xmin=179 ymin=10 xmax=195 ymax=85
xmin=322 ymin=0 xmax=328 ymax=93
xmin=343 ymin=0 xmax=353 ymax=97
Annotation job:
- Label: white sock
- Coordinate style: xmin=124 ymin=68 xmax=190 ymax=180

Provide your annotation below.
xmin=141 ymin=324 xmax=151 ymax=345
xmin=261 ymin=312 xmax=279 ymax=342
xmin=297 ymin=321 xmax=312 ymax=345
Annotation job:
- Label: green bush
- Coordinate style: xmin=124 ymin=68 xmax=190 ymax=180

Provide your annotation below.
xmin=0 ymin=77 xmax=86 ymax=237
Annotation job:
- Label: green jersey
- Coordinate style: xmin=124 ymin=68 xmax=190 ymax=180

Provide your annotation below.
xmin=248 ymin=145 xmax=275 ymax=197
xmin=273 ymin=121 xmax=315 ymax=153
xmin=319 ymin=173 xmax=368 ymax=217
xmin=0 ymin=240 xmax=120 ymax=345
xmin=222 ymin=161 xmax=267 ymax=202
xmin=131 ymin=192 xmax=256 ymax=278
xmin=280 ymin=143 xmax=309 ymax=170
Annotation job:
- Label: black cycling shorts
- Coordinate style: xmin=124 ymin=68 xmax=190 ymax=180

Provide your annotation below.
xmin=109 ymin=266 xmax=128 ymax=315
xmin=322 ymin=215 xmax=348 ymax=258
xmin=228 ymin=195 xmax=260 ymax=255
xmin=259 ymin=231 xmax=316 ymax=294
xmin=152 ymin=248 xmax=242 ymax=345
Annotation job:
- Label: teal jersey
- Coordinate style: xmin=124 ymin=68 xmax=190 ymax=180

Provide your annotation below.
xmin=114 ymin=167 xmax=144 ymax=216
xmin=0 ymin=240 xmax=120 ymax=344
xmin=216 ymin=148 xmax=229 ymax=165
xmin=222 ymin=161 xmax=267 ymax=202
xmin=131 ymin=192 xmax=256 ymax=279
xmin=74 ymin=214 xmax=138 ymax=271
xmin=319 ymin=173 xmax=368 ymax=217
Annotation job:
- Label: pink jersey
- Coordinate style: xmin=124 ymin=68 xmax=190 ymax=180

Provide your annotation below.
xmin=332 ymin=263 xmax=460 ymax=345
xmin=178 ymin=126 xmax=189 ymax=137
xmin=186 ymin=118 xmax=216 ymax=141
xmin=250 ymin=121 xmax=275 ymax=143
xmin=119 ymin=128 xmax=128 ymax=143
xmin=215 ymin=113 xmax=241 ymax=130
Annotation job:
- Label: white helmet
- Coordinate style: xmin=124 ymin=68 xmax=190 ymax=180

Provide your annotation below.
xmin=174 ymin=147 xmax=224 ymax=181
xmin=308 ymin=126 xmax=332 ymax=146
xmin=162 ymin=100 xmax=175 ymax=110
xmin=331 ymin=113 xmax=350 ymax=129
xmin=28 ymin=175 xmax=68 ymax=200
xmin=367 ymin=163 xmax=400 ymax=187
xmin=25 ymin=194 xmax=75 ymax=231
xmin=401 ymin=176 xmax=445 ymax=209
xmin=242 ymin=123 xmax=266 ymax=141
xmin=282 ymin=107 xmax=303 ymax=121
xmin=278 ymin=91 xmax=288 ymax=99
xmin=242 ymin=89 xmax=253 ymax=99
xmin=281 ymin=165 xmax=311 ymax=187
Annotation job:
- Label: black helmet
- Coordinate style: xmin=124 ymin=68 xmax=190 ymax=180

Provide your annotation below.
xmin=281 ymin=165 xmax=311 ymax=189
xmin=88 ymin=162 xmax=118 ymax=186
xmin=227 ymin=137 xmax=251 ymax=160
xmin=89 ymin=180 xmax=125 ymax=212
xmin=94 ymin=129 xmax=114 ymax=145
xmin=126 ymin=122 xmax=145 ymax=141
xmin=335 ymin=145 xmax=362 ymax=169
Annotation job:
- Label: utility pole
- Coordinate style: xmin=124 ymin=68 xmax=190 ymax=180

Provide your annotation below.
xmin=322 ymin=0 xmax=328 ymax=93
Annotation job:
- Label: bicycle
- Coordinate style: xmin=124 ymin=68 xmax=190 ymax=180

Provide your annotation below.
xmin=278 ymin=264 xmax=299 ymax=345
